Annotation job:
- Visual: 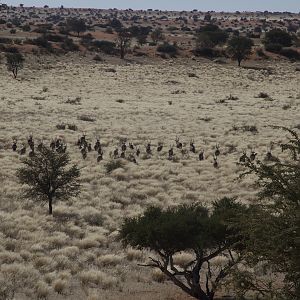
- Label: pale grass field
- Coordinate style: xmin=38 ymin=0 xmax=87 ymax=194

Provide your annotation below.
xmin=0 ymin=56 xmax=299 ymax=299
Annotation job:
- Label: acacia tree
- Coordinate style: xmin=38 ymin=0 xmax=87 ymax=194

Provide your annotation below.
xmin=150 ymin=28 xmax=164 ymax=44
xmin=227 ymin=36 xmax=253 ymax=66
xmin=17 ymin=145 xmax=80 ymax=215
xmin=240 ymin=127 xmax=300 ymax=299
xmin=120 ymin=198 xmax=246 ymax=300
xmin=67 ymin=17 xmax=87 ymax=37
xmin=6 ymin=52 xmax=24 ymax=79
xmin=116 ymin=28 xmax=132 ymax=59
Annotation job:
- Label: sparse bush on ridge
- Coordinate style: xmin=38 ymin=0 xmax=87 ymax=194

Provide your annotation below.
xmin=157 ymin=42 xmax=177 ymax=57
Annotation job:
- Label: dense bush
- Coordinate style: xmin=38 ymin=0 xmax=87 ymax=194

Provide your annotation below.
xmin=45 ymin=34 xmax=64 ymax=43
xmin=157 ymin=42 xmax=177 ymax=56
xmin=195 ymin=24 xmax=228 ymax=48
xmin=264 ymin=29 xmax=292 ymax=47
xmin=193 ymin=47 xmax=223 ymax=58
xmin=61 ymin=38 xmax=79 ymax=52
xmin=22 ymin=24 xmax=31 ymax=32
xmin=0 ymin=37 xmax=11 ymax=44
xmin=93 ymin=40 xmax=116 ymax=54
xmin=80 ymin=33 xmax=94 ymax=46
xmin=32 ymin=36 xmax=53 ymax=50
xmin=280 ymin=48 xmax=300 ymax=60
xmin=265 ymin=42 xmax=283 ymax=53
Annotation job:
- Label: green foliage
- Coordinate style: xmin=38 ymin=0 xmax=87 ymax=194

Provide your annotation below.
xmin=265 ymin=42 xmax=283 ymax=53
xmin=280 ymin=48 xmax=300 ymax=60
xmin=17 ymin=146 xmax=80 ymax=215
xmin=157 ymin=42 xmax=177 ymax=56
xmin=61 ymin=37 xmax=79 ymax=52
xmin=264 ymin=29 xmax=292 ymax=47
xmin=32 ymin=35 xmax=53 ymax=51
xmin=227 ymin=36 xmax=253 ymax=66
xmin=150 ymin=28 xmax=164 ymax=44
xmin=67 ymin=17 xmax=87 ymax=37
xmin=240 ymin=127 xmax=300 ymax=299
xmin=108 ymin=18 xmax=122 ymax=30
xmin=195 ymin=25 xmax=228 ymax=48
xmin=116 ymin=29 xmax=132 ymax=59
xmin=93 ymin=40 xmax=116 ymax=54
xmin=5 ymin=52 xmax=24 ymax=78
xmin=22 ymin=24 xmax=31 ymax=32
xmin=120 ymin=198 xmax=247 ymax=300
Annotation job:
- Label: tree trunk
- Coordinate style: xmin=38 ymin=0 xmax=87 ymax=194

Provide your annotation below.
xmin=238 ymin=59 xmax=242 ymax=67
xmin=120 ymin=46 xmax=125 ymax=59
xmin=48 ymin=196 xmax=53 ymax=215
xmin=13 ymin=68 xmax=17 ymax=79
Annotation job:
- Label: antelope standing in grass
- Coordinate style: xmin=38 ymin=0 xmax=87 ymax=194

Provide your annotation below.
xmin=175 ymin=137 xmax=183 ymax=149
xmin=12 ymin=140 xmax=17 ymax=152
xmin=213 ymin=156 xmax=219 ymax=168
xmin=215 ymin=144 xmax=220 ymax=157
xmin=190 ymin=140 xmax=196 ymax=153
xmin=250 ymin=150 xmax=257 ymax=161
xmin=199 ymin=150 xmax=204 ymax=161
xmin=239 ymin=151 xmax=248 ymax=163
xmin=157 ymin=143 xmax=163 ymax=152
xmin=146 ymin=142 xmax=152 ymax=155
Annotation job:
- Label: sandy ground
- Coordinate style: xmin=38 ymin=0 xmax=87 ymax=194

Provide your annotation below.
xmin=0 ymin=55 xmax=299 ymax=299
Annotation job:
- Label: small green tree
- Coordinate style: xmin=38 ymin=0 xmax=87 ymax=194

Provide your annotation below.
xmin=227 ymin=36 xmax=253 ymax=66
xmin=240 ymin=127 xmax=300 ymax=299
xmin=6 ymin=52 xmax=24 ymax=79
xmin=17 ymin=145 xmax=80 ymax=215
xmin=150 ymin=28 xmax=164 ymax=44
xmin=116 ymin=28 xmax=132 ymax=59
xmin=67 ymin=17 xmax=87 ymax=37
xmin=120 ymin=198 xmax=247 ymax=300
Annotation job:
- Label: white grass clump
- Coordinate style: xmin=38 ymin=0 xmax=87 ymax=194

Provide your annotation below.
xmin=96 ymin=254 xmax=123 ymax=266
xmin=173 ymin=252 xmax=195 ymax=268
xmin=79 ymin=270 xmax=118 ymax=289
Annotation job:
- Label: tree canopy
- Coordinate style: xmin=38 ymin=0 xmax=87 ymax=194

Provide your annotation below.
xmin=5 ymin=52 xmax=24 ymax=79
xmin=227 ymin=36 xmax=253 ymax=66
xmin=17 ymin=145 xmax=80 ymax=215
xmin=196 ymin=25 xmax=228 ymax=49
xmin=67 ymin=17 xmax=87 ymax=37
xmin=240 ymin=127 xmax=300 ymax=299
xmin=120 ymin=198 xmax=247 ymax=300
xmin=264 ymin=29 xmax=293 ymax=47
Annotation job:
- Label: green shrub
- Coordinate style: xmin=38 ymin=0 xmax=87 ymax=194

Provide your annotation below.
xmin=157 ymin=42 xmax=177 ymax=56
xmin=280 ymin=48 xmax=300 ymax=60
xmin=264 ymin=29 xmax=292 ymax=47
xmin=265 ymin=43 xmax=282 ymax=53
xmin=61 ymin=38 xmax=79 ymax=52
xmin=93 ymin=40 xmax=116 ymax=54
